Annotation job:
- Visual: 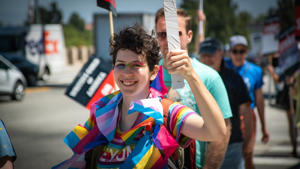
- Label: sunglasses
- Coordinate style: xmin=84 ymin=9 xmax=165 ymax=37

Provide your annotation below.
xmin=232 ymin=49 xmax=246 ymax=55
xmin=156 ymin=31 xmax=183 ymax=40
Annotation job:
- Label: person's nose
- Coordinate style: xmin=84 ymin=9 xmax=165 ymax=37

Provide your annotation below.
xmin=123 ymin=65 xmax=136 ymax=74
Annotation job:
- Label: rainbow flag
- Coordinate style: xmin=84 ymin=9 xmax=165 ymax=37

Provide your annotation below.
xmin=150 ymin=65 xmax=168 ymax=97
xmin=53 ymin=90 xmax=194 ymax=169
xmin=118 ymin=99 xmax=179 ymax=168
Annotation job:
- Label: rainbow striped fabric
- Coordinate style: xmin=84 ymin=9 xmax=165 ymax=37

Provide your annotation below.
xmin=53 ymin=90 xmax=195 ymax=169
xmin=150 ymin=65 xmax=168 ymax=97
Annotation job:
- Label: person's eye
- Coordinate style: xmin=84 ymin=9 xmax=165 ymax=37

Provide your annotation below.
xmin=115 ymin=64 xmax=125 ymax=70
xmin=157 ymin=32 xmax=166 ymax=39
xmin=135 ymin=63 xmax=143 ymax=67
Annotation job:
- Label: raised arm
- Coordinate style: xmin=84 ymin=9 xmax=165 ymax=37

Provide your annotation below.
xmin=195 ymin=10 xmax=206 ymax=53
xmin=163 ymin=49 xmax=226 ymax=141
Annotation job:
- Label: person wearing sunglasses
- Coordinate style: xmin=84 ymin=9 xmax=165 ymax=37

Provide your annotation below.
xmin=225 ymin=35 xmax=270 ymax=169
xmin=155 ymin=8 xmax=232 ymax=169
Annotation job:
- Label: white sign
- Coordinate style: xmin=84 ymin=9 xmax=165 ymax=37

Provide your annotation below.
xmin=163 ymin=0 xmax=184 ymax=89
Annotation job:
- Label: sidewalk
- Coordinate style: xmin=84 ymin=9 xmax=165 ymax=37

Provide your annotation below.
xmin=38 ymin=63 xmax=84 ymax=87
xmin=254 ymin=98 xmax=300 ymax=169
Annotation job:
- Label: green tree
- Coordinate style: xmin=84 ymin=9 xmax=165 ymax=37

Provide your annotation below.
xmin=38 ymin=2 xmax=62 ymax=24
xmin=64 ymin=12 xmax=93 ymax=47
xmin=68 ymin=13 xmax=85 ymax=32
xmin=254 ymin=13 xmax=267 ymax=24
xmin=180 ymin=0 xmax=252 ymax=52
xmin=63 ymin=25 xmax=93 ymax=47
xmin=49 ymin=2 xmax=63 ymax=23
xmin=277 ymin=0 xmax=294 ymax=33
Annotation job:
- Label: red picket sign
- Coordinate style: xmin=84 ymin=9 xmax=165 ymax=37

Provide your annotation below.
xmin=97 ymin=0 xmax=117 ymax=16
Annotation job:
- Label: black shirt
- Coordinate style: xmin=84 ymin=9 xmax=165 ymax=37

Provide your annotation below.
xmin=219 ymin=63 xmax=251 ymax=144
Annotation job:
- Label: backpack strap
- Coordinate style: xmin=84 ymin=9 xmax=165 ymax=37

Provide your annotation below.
xmin=161 ymin=98 xmax=197 ymax=169
xmin=161 ymin=98 xmax=173 ymax=127
xmin=161 ymin=98 xmax=184 ymax=169
xmin=85 ymin=145 xmax=104 ymax=169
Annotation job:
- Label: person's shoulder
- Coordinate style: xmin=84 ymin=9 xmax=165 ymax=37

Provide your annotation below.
xmin=223 ymin=57 xmax=235 ymax=68
xmin=223 ymin=66 xmax=239 ymax=77
xmin=224 ymin=57 xmax=232 ymax=64
xmin=222 ymin=67 xmax=244 ymax=85
xmin=192 ymin=58 xmax=219 ymax=78
xmin=246 ymin=61 xmax=263 ymax=74
xmin=246 ymin=61 xmax=262 ymax=70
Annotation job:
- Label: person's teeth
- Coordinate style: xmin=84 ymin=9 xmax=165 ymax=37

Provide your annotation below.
xmin=122 ymin=80 xmax=135 ymax=85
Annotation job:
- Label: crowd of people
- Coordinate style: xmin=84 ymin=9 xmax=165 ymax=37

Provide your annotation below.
xmin=2 ymin=6 xmax=299 ymax=169
xmin=51 ymin=7 xmax=299 ymax=169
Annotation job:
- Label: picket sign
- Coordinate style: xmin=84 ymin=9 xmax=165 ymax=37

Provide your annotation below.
xmin=198 ymin=0 xmax=204 ymax=36
xmin=163 ymin=0 xmax=184 ymax=89
xmin=65 ymin=0 xmax=118 ymax=109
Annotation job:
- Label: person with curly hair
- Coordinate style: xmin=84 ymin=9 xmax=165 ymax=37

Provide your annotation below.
xmin=53 ymin=24 xmax=226 ymax=169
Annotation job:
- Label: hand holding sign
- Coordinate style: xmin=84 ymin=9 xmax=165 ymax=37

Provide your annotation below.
xmin=163 ymin=49 xmax=194 ymax=81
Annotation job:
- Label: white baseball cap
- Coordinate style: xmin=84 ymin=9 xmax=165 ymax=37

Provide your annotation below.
xmin=230 ymin=35 xmax=248 ymax=49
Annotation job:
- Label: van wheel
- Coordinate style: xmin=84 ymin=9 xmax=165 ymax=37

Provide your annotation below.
xmin=11 ymin=81 xmax=25 ymax=101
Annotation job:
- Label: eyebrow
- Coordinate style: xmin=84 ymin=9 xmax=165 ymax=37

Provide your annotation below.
xmin=115 ymin=60 xmax=144 ymax=64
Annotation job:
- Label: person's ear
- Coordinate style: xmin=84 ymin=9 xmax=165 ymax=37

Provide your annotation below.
xmin=150 ymin=65 xmax=159 ymax=81
xmin=187 ymin=30 xmax=193 ymax=43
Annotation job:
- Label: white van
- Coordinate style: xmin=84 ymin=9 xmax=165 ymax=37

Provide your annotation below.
xmin=0 ymin=24 xmax=66 ymax=86
xmin=25 ymin=24 xmax=66 ymax=80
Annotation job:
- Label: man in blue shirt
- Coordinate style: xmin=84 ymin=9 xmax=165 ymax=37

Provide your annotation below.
xmin=225 ymin=35 xmax=270 ymax=169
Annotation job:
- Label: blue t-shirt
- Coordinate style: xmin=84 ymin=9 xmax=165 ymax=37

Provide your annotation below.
xmin=225 ymin=58 xmax=264 ymax=108
xmin=161 ymin=57 xmax=232 ymax=168
xmin=0 ymin=120 xmax=16 ymax=160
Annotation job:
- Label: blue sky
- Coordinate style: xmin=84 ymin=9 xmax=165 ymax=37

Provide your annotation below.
xmin=0 ymin=0 xmax=277 ymax=26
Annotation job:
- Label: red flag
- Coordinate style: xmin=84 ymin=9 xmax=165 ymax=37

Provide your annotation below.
xmin=97 ymin=0 xmax=117 ymax=16
xmin=295 ymin=0 xmax=300 ymax=38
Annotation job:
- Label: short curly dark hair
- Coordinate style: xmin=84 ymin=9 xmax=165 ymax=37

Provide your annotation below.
xmin=110 ymin=24 xmax=160 ymax=71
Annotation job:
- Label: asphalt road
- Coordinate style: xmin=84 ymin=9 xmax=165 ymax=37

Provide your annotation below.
xmin=0 ymin=87 xmax=89 ymax=169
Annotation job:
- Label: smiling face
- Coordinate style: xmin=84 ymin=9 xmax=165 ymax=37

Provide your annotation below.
xmin=114 ymin=49 xmax=158 ymax=100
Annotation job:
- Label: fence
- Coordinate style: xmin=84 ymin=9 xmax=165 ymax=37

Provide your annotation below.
xmin=66 ymin=46 xmax=95 ymax=65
